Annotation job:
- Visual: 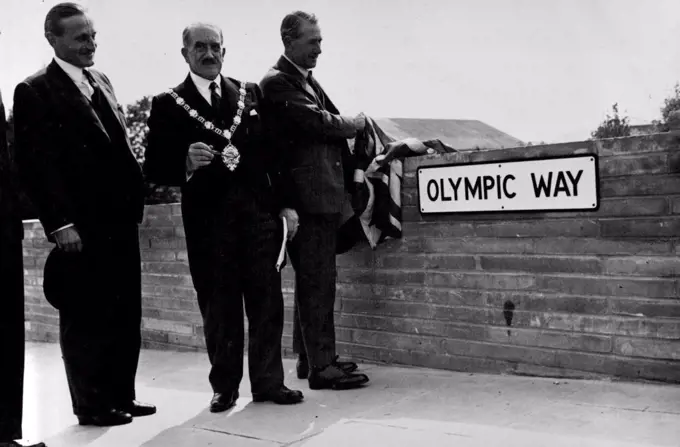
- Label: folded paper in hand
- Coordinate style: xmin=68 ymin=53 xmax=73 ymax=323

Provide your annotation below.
xmin=276 ymin=216 xmax=287 ymax=272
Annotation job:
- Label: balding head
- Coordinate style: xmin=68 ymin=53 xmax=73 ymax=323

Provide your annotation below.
xmin=181 ymin=22 xmax=225 ymax=81
xmin=182 ymin=22 xmax=223 ymax=48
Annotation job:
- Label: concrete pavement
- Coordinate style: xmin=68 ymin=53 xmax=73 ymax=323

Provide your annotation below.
xmin=20 ymin=342 xmax=680 ymax=446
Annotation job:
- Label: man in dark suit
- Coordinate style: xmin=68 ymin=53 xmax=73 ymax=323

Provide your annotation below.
xmin=260 ymin=11 xmax=370 ymax=390
xmin=0 ymin=91 xmax=46 ymax=447
xmin=12 ymin=3 xmax=155 ymax=427
xmin=143 ymin=22 xmax=303 ymax=412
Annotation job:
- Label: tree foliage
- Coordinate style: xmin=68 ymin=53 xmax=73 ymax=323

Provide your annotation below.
xmin=653 ymin=82 xmax=680 ymax=132
xmin=124 ymin=96 xmax=181 ymax=204
xmin=591 ymin=103 xmax=631 ymax=140
xmin=125 ymin=96 xmax=152 ymax=163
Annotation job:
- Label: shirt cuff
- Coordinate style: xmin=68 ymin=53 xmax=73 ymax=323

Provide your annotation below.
xmin=51 ymin=223 xmax=74 ymax=235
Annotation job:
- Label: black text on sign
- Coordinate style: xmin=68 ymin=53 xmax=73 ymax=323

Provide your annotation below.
xmin=417 ymin=155 xmax=599 ymax=214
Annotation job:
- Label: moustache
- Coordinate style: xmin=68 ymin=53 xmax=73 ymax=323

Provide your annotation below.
xmin=202 ymin=58 xmax=218 ymax=65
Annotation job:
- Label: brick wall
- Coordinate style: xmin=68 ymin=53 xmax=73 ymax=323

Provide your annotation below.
xmin=23 ymin=131 xmax=680 ymax=383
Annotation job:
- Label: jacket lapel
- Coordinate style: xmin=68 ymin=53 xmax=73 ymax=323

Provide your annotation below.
xmin=308 ymin=77 xmax=339 ymax=114
xmin=178 ymin=74 xmax=219 ymax=124
xmin=221 ymin=76 xmax=251 ymax=141
xmin=90 ymin=71 xmax=127 ymax=137
xmin=178 ymin=75 xmax=246 ymax=139
xmin=46 ymin=61 xmax=110 ymax=142
xmin=321 ymin=93 xmax=339 ymax=114
xmin=221 ymin=76 xmax=239 ymax=107
xmin=303 ymin=80 xmax=323 ymax=106
xmin=275 ymin=56 xmax=323 ymax=107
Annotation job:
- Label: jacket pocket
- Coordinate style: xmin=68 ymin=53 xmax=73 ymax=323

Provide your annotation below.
xmin=243 ymin=106 xmax=262 ymax=137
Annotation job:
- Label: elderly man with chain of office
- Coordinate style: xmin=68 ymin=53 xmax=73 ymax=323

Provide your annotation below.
xmin=144 ymin=23 xmax=304 ymax=412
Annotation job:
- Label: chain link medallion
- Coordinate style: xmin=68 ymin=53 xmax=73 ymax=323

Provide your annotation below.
xmin=169 ymin=80 xmax=247 ymax=171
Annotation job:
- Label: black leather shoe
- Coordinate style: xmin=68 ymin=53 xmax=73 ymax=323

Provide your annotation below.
xmin=77 ymin=409 xmax=133 ymax=427
xmin=332 ymin=356 xmax=359 ymax=374
xmin=252 ymin=385 xmax=304 ymax=405
xmin=308 ymin=364 xmax=369 ymax=390
xmin=297 ymin=355 xmax=358 ymax=379
xmin=209 ymin=390 xmax=239 ymax=413
xmin=296 ymin=356 xmax=309 ymax=379
xmin=0 ymin=440 xmax=47 ymax=447
xmin=118 ymin=400 xmax=156 ymax=417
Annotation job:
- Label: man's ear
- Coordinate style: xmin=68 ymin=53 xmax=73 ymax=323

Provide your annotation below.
xmin=221 ymin=48 xmax=226 ymax=58
xmin=45 ymin=32 xmax=56 ymax=48
xmin=181 ymin=47 xmax=189 ymax=62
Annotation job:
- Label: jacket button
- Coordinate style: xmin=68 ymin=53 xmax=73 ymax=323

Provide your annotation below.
xmin=336 ymin=162 xmax=340 ymax=166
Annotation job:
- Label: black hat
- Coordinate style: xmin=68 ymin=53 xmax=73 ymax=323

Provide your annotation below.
xmin=42 ymin=248 xmax=91 ymax=310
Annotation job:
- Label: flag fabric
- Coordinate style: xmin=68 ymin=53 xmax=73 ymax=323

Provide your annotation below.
xmin=336 ymin=117 xmax=457 ymax=254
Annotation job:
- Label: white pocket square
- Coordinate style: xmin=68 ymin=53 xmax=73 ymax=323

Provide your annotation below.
xmin=250 ymin=109 xmax=258 ymax=116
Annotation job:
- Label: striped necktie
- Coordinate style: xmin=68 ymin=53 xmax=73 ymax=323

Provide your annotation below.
xmin=307 ymin=71 xmax=325 ymax=107
xmin=209 ymin=81 xmax=224 ymax=126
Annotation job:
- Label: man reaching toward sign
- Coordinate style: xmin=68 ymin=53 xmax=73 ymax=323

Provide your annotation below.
xmin=260 ymin=11 xmax=370 ymax=390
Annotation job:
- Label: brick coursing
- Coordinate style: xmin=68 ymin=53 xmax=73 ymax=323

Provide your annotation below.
xmin=23 ymin=132 xmax=680 ymax=383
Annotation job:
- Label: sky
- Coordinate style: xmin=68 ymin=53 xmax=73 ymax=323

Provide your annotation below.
xmin=1 ymin=0 xmax=680 ymax=144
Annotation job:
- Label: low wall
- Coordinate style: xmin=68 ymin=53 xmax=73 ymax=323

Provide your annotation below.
xmin=23 ymin=131 xmax=680 ymax=383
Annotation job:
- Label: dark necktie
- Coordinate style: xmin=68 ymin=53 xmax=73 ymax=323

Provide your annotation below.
xmin=83 ymin=69 xmax=121 ymax=142
xmin=83 ymin=69 xmax=107 ymax=115
xmin=209 ymin=81 xmax=223 ymax=126
xmin=307 ymin=71 xmax=325 ymax=108
xmin=83 ymin=70 xmax=128 ymax=153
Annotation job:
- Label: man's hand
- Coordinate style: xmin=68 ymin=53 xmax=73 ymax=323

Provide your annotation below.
xmin=353 ymin=113 xmax=366 ymax=132
xmin=279 ymin=208 xmax=299 ymax=241
xmin=186 ymin=142 xmax=215 ymax=174
xmin=54 ymin=226 xmax=83 ymax=252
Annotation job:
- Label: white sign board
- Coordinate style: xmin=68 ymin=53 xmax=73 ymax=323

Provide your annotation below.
xmin=417 ymin=155 xmax=599 ymax=214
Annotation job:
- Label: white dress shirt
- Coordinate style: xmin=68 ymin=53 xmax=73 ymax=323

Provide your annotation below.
xmin=189 ymin=71 xmax=221 ymax=106
xmin=282 ymin=54 xmax=309 ymax=78
xmin=282 ymin=54 xmax=323 ymax=104
xmin=54 ymin=56 xmax=94 ymax=100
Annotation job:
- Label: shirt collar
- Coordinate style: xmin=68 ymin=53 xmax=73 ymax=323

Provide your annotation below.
xmin=189 ymin=71 xmax=221 ymax=93
xmin=54 ymin=56 xmax=87 ymax=85
xmin=283 ymin=54 xmax=310 ymax=78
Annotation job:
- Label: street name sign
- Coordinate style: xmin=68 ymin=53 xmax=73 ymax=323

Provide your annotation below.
xmin=417 ymin=154 xmax=599 ymax=214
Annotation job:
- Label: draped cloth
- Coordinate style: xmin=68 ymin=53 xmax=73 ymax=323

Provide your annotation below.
xmin=337 ymin=117 xmax=456 ymax=254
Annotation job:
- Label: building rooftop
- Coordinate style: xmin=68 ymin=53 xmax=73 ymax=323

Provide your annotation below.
xmin=374 ymin=118 xmax=524 ymax=150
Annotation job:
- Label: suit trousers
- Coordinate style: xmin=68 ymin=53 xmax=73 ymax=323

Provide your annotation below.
xmin=183 ymin=184 xmax=285 ymax=394
xmin=289 ymin=212 xmax=340 ymax=368
xmin=0 ymin=230 xmax=25 ymax=441
xmin=57 ymin=223 xmax=142 ymax=415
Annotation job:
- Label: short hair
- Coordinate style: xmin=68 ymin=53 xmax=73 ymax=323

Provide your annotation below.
xmin=44 ymin=2 xmax=87 ymax=37
xmin=182 ymin=23 xmax=224 ymax=48
xmin=280 ymin=11 xmax=318 ymax=46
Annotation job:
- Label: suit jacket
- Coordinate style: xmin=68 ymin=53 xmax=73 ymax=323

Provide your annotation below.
xmin=259 ymin=56 xmax=357 ymax=215
xmin=0 ymin=89 xmax=23 ymax=240
xmin=13 ymin=60 xmax=144 ymax=241
xmin=144 ymin=74 xmax=290 ymax=219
